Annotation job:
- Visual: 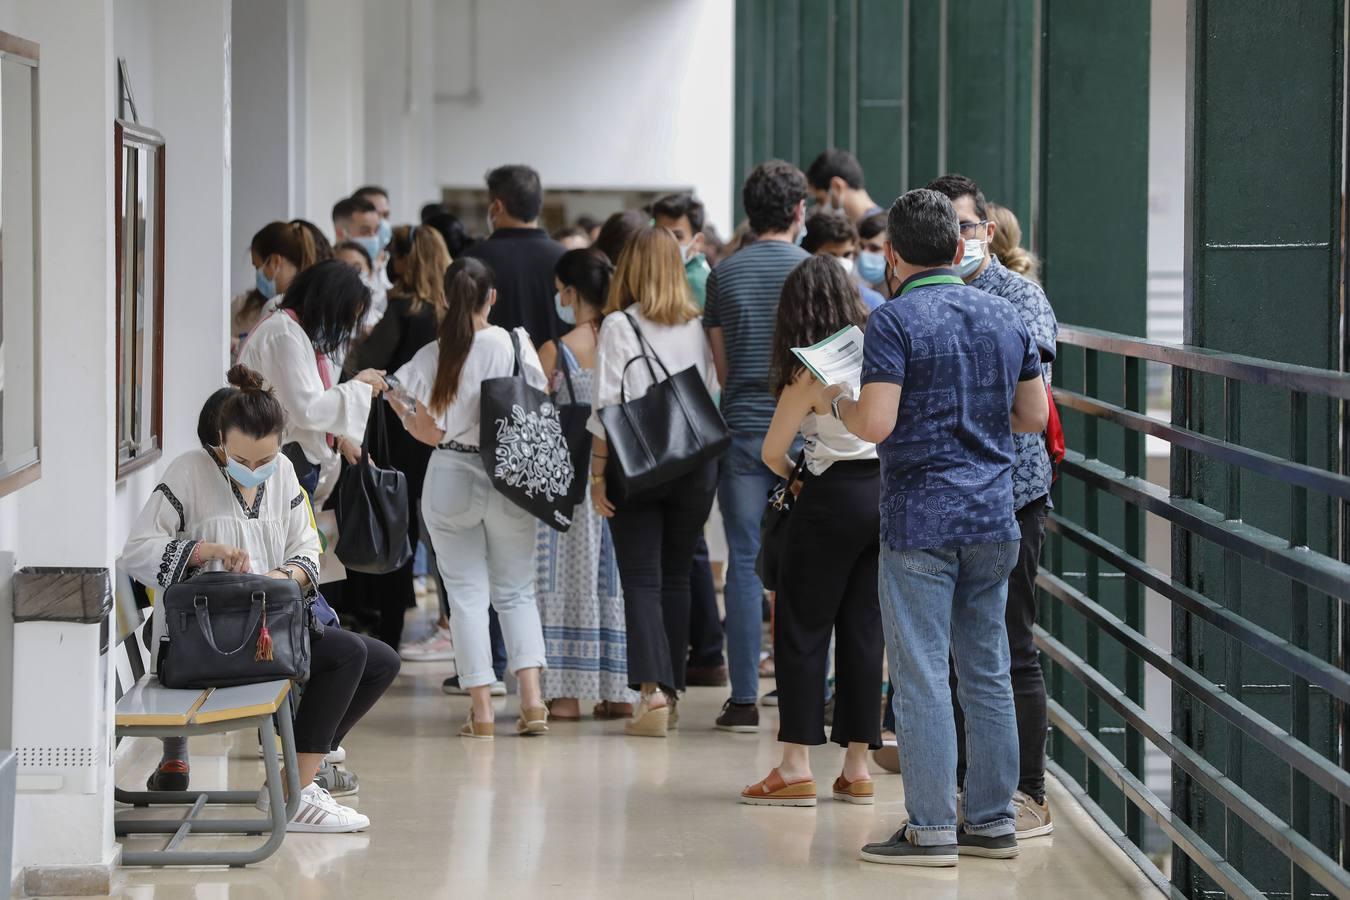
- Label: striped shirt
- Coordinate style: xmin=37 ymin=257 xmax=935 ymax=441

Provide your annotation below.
xmin=703 ymin=240 xmax=810 ymax=431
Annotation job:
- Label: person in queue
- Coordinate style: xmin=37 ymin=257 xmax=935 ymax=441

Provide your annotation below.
xmin=588 ymin=227 xmax=720 ymax=739
xmin=237 ymin=257 xmax=387 ymax=504
xmin=123 ymin=366 xmax=399 ymax=832
xmin=388 ymin=257 xmax=550 ymax=741
xmin=738 ymin=256 xmax=882 ymax=808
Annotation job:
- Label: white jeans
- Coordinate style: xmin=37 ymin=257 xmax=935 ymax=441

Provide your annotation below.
xmin=423 ymin=450 xmax=546 ymax=688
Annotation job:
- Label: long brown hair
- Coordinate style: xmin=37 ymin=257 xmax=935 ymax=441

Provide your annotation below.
xmin=429 ymin=257 xmax=494 ymax=415
xmin=768 ymin=256 xmax=867 ymax=396
xmin=389 ymin=224 xmax=451 ymax=315
xmin=605 ymin=226 xmax=698 ymax=325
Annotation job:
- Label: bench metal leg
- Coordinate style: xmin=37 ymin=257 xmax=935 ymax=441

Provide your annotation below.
xmin=117 ymin=695 xmax=301 ymax=868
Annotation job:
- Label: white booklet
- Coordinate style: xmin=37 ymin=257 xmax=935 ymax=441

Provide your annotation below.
xmin=791 ymin=324 xmax=865 ymax=391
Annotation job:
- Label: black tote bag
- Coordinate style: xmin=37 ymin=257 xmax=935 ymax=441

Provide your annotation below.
xmin=158 ymin=572 xmax=312 ymax=689
xmin=333 ymin=404 xmax=413 ymax=574
xmin=754 ymin=452 xmax=807 ymax=592
xmin=479 ymin=330 xmax=579 ymax=532
xmin=554 ymin=349 xmax=593 ymax=510
xmin=597 ymin=313 xmax=730 ymax=500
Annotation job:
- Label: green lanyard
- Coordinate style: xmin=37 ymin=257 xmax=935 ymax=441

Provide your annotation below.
xmin=899 ymin=273 xmax=964 ymax=297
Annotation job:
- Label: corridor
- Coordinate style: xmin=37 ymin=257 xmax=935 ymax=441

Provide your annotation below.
xmin=106 ymin=669 xmax=1158 ymax=899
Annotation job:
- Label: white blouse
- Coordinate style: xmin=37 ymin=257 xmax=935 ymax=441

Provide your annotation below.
xmin=800 ymin=410 xmax=878 ymax=475
xmin=394 ymin=326 xmax=546 ymax=445
xmin=237 ymin=311 xmax=373 ymax=499
xmin=122 ymin=449 xmax=322 ymax=593
xmin=587 ymin=309 xmax=719 ymax=439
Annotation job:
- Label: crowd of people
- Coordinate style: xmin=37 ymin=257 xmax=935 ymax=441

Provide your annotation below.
xmin=120 ymin=146 xmax=1060 ymax=867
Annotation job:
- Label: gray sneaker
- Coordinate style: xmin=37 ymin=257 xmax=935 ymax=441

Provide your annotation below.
xmin=313 ymin=760 xmax=359 ymax=798
xmin=860 ymin=824 xmax=958 ymax=867
xmin=1015 ymin=791 xmax=1054 ymax=838
xmin=957 ymin=829 xmax=1019 ymax=859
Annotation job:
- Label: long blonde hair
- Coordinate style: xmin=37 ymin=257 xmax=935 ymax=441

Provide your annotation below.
xmin=988 ymin=202 xmax=1039 ymax=283
xmin=605 ymin=226 xmax=699 ymax=325
xmin=390 ymin=224 xmax=451 ymax=315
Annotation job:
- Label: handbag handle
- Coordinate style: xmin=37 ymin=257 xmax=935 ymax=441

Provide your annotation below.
xmin=507 ymin=328 xmax=523 ymax=377
xmin=193 ymin=592 xmax=266 ymax=656
xmin=617 ymin=313 xmax=674 ymax=405
xmin=555 ymin=342 xmax=579 ymax=405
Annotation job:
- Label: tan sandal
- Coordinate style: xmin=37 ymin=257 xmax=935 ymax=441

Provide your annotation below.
xmin=459 ymin=715 xmax=495 ymax=741
xmin=517 ymin=705 xmax=549 ymax=736
xmin=624 ymin=692 xmax=669 ymax=738
xmin=740 ymin=768 xmax=816 ymax=807
xmin=832 ymin=774 xmax=875 ymax=805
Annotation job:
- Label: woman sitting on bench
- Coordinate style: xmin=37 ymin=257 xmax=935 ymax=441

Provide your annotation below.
xmin=121 ymin=365 xmax=400 ymax=833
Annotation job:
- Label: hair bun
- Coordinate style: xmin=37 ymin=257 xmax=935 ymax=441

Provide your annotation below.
xmin=226 ymin=364 xmax=270 ymax=394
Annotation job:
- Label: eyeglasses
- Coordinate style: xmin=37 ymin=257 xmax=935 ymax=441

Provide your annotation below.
xmin=958 ymin=220 xmax=989 ymax=237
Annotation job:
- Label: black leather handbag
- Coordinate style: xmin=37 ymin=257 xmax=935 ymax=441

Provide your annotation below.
xmin=598 ymin=313 xmax=730 ymax=500
xmin=480 ymin=329 xmax=579 ymax=532
xmin=755 ymin=452 xmax=807 ymax=592
xmin=333 ymin=403 xmax=413 ymax=574
xmin=157 ymin=572 xmax=313 ymax=689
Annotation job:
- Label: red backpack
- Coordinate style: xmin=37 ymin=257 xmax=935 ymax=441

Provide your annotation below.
xmin=1044 ymin=383 xmax=1066 ymax=480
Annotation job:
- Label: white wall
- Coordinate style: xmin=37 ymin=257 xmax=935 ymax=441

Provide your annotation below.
xmin=362 ymin=0 xmax=735 ymax=234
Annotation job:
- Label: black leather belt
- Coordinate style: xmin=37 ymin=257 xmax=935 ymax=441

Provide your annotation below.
xmin=437 ymin=440 xmax=480 ymax=453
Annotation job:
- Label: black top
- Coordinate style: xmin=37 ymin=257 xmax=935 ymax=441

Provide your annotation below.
xmin=461 ymin=227 xmax=567 ymax=347
xmin=345 ymin=294 xmax=440 ymax=376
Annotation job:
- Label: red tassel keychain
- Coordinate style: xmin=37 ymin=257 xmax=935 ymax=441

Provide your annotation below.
xmin=255 ymin=600 xmax=274 ymax=662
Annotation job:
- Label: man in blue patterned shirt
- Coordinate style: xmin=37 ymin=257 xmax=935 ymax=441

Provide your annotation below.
xmin=929 ymin=174 xmax=1058 ymax=838
xmin=828 ymin=189 xmax=1048 ymax=866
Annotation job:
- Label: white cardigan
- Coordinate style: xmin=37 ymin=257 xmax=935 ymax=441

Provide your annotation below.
xmin=238 ymin=311 xmax=373 ymax=501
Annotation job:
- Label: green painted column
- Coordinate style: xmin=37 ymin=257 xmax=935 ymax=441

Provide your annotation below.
xmin=1038 ymin=0 xmax=1150 ymax=846
xmin=1176 ymin=1 xmax=1343 ymax=896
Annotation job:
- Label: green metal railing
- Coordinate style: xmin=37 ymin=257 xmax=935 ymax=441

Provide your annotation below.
xmin=1042 ymin=325 xmax=1350 ymax=899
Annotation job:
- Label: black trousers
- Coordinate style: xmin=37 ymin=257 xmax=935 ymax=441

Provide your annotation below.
xmin=687 ymin=534 xmax=725 ymax=667
xmin=292 ymin=628 xmax=401 ymax=754
xmin=609 ymin=461 xmax=718 ymax=695
xmin=775 ymin=460 xmax=882 ymax=748
xmin=952 ymin=495 xmax=1049 ymax=799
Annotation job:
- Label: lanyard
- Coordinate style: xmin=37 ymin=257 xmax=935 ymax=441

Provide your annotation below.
xmin=899 ymin=273 xmax=964 ymax=297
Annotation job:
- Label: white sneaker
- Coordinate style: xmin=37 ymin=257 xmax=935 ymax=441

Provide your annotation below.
xmin=442 ymin=676 xmax=507 ymax=696
xmin=258 ymin=782 xmax=370 ymax=833
xmin=325 ymin=745 xmax=347 ymax=765
xmin=400 ymin=627 xmax=456 ymax=662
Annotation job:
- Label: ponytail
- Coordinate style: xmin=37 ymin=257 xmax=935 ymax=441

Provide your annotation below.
xmin=429 ymin=257 xmax=494 ymax=415
xmin=251 ymin=220 xmax=321 ymax=273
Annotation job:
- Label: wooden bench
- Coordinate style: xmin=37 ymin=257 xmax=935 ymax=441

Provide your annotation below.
xmin=111 ymin=567 xmax=301 ymax=868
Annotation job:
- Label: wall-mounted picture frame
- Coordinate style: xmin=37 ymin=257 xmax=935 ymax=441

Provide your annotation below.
xmin=0 ymin=31 xmax=42 ymax=499
xmin=114 ymin=120 xmax=165 ymax=479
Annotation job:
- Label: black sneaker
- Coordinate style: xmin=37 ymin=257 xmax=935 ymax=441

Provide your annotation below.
xmin=957 ymin=829 xmax=1019 ymax=859
xmin=145 ymin=759 xmax=190 ymax=792
xmin=860 ymin=825 xmax=957 ymax=867
xmin=759 ymin=689 xmax=778 ymax=707
xmin=715 ymin=699 xmax=759 ymax=732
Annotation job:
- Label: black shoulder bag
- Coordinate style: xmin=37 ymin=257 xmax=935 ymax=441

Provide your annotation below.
xmin=754 ymin=452 xmax=808 ymax=592
xmin=333 ymin=403 xmax=413 ymax=574
xmin=480 ymin=329 xmax=579 ymax=532
xmin=597 ymin=313 xmax=730 ymax=500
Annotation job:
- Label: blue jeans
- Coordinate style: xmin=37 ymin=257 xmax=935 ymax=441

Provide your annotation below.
xmin=717 ymin=431 xmax=778 ymax=704
xmin=880 ymin=540 xmax=1020 ymax=846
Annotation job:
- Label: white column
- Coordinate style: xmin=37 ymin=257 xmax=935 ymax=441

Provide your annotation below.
xmin=302 ymin=0 xmax=364 ymax=235
xmin=150 ymin=0 xmax=232 ymax=460
xmin=10 ymin=0 xmax=118 ymax=891
xmin=363 ymin=0 xmax=437 ymax=223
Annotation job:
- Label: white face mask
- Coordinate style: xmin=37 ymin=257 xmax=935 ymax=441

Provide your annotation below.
xmin=833 ymin=255 xmax=855 ymax=276
xmin=955 ymin=238 xmax=986 ymax=278
xmin=680 ymin=240 xmax=697 ymax=264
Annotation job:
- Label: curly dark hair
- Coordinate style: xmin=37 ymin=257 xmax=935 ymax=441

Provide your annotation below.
xmin=742 ymin=160 xmax=808 ymax=235
xmin=769 ymin=256 xmax=867 ymax=397
xmin=800 ymin=209 xmax=857 ymax=254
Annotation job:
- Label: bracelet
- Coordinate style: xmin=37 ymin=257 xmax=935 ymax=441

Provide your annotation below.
xmin=190 ymin=543 xmax=204 ymax=567
xmin=590 ymin=474 xmax=606 ymax=485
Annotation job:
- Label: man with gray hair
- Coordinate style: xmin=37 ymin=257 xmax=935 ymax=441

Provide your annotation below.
xmin=825 ymin=188 xmax=1048 ymax=866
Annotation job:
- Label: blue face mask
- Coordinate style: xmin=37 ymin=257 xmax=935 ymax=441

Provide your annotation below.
xmin=857 ymin=251 xmax=887 ymax=285
xmin=376 ymin=218 xmax=393 ymax=250
xmin=955 ymin=238 xmax=985 ymax=278
xmin=255 ymin=266 xmax=277 ymax=300
xmin=794 ymin=222 xmax=808 ymax=246
xmin=353 ymin=235 xmax=382 ymax=265
xmin=224 ymin=455 xmax=278 ymax=490
xmin=554 ymin=290 xmax=576 ymax=326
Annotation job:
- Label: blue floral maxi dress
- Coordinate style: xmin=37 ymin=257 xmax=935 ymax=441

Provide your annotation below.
xmin=536 ymin=343 xmax=638 ymax=703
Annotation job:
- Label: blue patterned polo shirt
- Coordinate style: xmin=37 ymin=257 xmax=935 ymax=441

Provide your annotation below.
xmin=861 ymin=268 xmax=1043 ymax=551
xmin=971 ymin=254 xmax=1058 ymax=512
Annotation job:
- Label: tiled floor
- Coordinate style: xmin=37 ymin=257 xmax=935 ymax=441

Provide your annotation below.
xmin=95 ymin=662 xmax=1160 ymax=899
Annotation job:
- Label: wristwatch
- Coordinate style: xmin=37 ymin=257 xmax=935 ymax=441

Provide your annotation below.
xmin=830 ymin=389 xmax=849 ymax=420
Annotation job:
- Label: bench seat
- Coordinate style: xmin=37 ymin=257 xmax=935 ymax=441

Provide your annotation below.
xmin=115 ymin=678 xmax=291 ymax=728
